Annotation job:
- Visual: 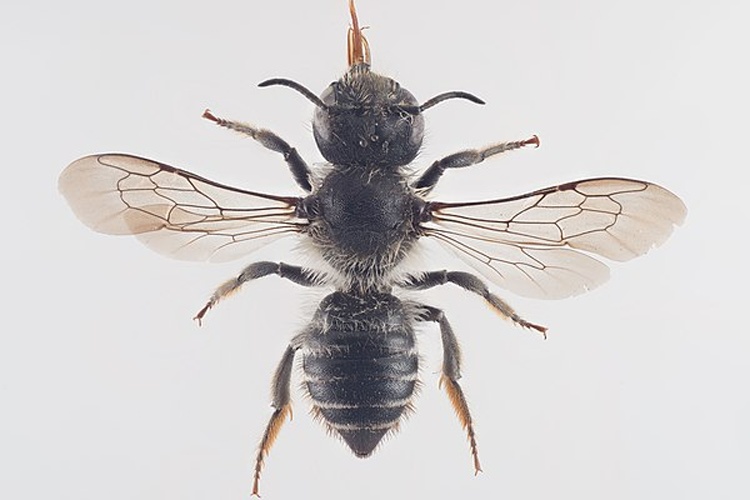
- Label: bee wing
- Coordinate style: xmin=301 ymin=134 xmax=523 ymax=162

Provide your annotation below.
xmin=59 ymin=154 xmax=304 ymax=262
xmin=422 ymin=178 xmax=687 ymax=299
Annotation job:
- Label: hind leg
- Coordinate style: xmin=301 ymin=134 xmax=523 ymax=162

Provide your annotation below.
xmin=252 ymin=340 xmax=301 ymax=496
xmin=415 ymin=304 xmax=481 ymax=474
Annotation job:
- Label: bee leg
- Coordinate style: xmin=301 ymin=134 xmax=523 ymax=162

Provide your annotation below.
xmin=252 ymin=342 xmax=300 ymax=496
xmin=415 ymin=304 xmax=482 ymax=474
xmin=202 ymin=109 xmax=313 ymax=192
xmin=399 ymin=271 xmax=547 ymax=337
xmin=412 ymin=135 xmax=540 ymax=193
xmin=194 ymin=262 xmax=327 ymax=324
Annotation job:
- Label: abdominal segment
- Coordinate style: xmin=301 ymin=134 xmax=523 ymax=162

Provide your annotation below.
xmin=302 ymin=293 xmax=418 ymax=457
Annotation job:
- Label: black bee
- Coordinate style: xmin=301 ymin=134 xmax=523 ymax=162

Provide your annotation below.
xmin=58 ymin=0 xmax=686 ymax=495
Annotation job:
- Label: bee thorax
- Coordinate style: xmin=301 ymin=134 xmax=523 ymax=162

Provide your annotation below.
xmin=305 ymin=166 xmax=422 ymax=289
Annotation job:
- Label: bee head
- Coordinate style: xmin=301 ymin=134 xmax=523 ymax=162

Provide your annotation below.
xmin=312 ymin=65 xmax=425 ymax=167
xmin=257 ymin=0 xmax=483 ymax=168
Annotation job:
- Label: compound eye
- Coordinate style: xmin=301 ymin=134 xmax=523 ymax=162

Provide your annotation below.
xmin=410 ymin=114 xmax=425 ymax=148
xmin=313 ymin=85 xmax=337 ymax=144
xmin=313 ymin=108 xmax=331 ymax=143
xmin=320 ymin=84 xmax=337 ymax=104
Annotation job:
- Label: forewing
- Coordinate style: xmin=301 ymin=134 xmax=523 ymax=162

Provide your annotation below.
xmin=59 ymin=154 xmax=304 ymax=262
xmin=423 ymin=178 xmax=687 ymax=299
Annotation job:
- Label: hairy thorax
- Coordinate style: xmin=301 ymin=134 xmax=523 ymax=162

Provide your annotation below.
xmin=304 ymin=166 xmax=422 ymax=289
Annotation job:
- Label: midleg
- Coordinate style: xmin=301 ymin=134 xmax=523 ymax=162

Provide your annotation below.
xmin=413 ymin=135 xmax=539 ymax=193
xmin=415 ymin=304 xmax=481 ymax=473
xmin=399 ymin=270 xmax=547 ymax=336
xmin=195 ymin=262 xmax=327 ymax=324
xmin=203 ymin=109 xmax=313 ymax=191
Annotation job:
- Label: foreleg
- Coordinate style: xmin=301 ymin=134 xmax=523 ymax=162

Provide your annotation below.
xmin=203 ymin=109 xmax=313 ymax=191
xmin=413 ymin=135 xmax=539 ymax=193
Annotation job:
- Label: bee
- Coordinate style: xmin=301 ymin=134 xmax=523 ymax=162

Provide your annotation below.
xmin=58 ymin=0 xmax=686 ymax=495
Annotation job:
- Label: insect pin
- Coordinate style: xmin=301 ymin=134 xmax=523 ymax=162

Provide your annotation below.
xmin=59 ymin=0 xmax=686 ymax=495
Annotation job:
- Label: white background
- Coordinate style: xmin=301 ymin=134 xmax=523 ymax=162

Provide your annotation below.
xmin=2 ymin=1 xmax=748 ymax=499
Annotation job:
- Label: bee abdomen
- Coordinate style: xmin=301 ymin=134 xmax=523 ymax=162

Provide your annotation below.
xmin=303 ymin=331 xmax=418 ymax=457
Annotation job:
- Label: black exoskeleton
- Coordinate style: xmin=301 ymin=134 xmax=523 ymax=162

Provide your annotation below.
xmin=59 ymin=1 xmax=686 ymax=496
xmin=313 ymin=64 xmax=425 ymax=167
xmin=226 ymin=12 xmax=525 ymax=490
xmin=303 ymin=292 xmax=418 ymax=457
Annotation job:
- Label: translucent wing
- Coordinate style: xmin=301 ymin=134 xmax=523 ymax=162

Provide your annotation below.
xmin=423 ymin=178 xmax=686 ymax=299
xmin=59 ymin=154 xmax=304 ymax=262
